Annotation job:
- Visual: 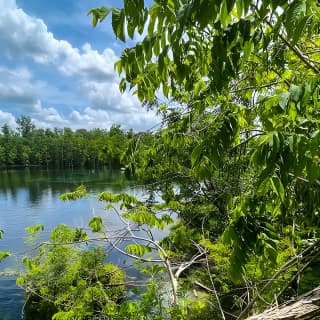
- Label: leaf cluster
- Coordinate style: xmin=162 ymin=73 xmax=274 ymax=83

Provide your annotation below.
xmin=17 ymin=225 xmax=125 ymax=320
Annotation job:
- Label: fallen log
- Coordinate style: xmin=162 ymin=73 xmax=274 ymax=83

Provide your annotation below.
xmin=246 ymin=286 xmax=320 ymax=320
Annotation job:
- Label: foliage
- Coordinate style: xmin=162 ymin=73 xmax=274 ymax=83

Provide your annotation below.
xmin=0 ymin=251 xmax=10 ymax=262
xmin=87 ymin=0 xmax=320 ymax=317
xmin=0 ymin=120 xmax=131 ymax=169
xmin=25 ymin=224 xmax=45 ymax=233
xmin=60 ymin=185 xmax=87 ymax=201
xmin=17 ymin=225 xmax=125 ymax=320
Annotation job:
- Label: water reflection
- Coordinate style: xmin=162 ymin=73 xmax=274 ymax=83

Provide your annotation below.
xmin=0 ymin=168 xmax=133 ymax=204
xmin=0 ymin=168 xmax=139 ymax=320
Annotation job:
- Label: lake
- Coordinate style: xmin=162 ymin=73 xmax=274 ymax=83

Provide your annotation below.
xmin=0 ymin=168 xmax=149 ymax=320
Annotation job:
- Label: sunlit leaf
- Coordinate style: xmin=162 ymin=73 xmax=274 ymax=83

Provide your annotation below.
xmin=0 ymin=251 xmax=10 ymax=262
xmin=25 ymin=224 xmax=45 ymax=234
xmin=125 ymin=244 xmax=152 ymax=256
xmin=88 ymin=216 xmax=104 ymax=232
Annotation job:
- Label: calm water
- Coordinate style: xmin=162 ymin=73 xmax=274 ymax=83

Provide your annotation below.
xmin=0 ymin=168 xmax=145 ymax=320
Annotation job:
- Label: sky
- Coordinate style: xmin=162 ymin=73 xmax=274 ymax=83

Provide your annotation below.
xmin=0 ymin=0 xmax=159 ymax=132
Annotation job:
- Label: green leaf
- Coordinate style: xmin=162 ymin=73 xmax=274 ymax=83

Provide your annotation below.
xmin=0 ymin=230 xmax=3 ymax=239
xmin=127 ymin=21 xmax=136 ymax=39
xmin=99 ymin=191 xmax=140 ymax=205
xmin=22 ymin=257 xmax=34 ymax=270
xmin=125 ymin=244 xmax=152 ymax=256
xmin=25 ymin=224 xmax=44 ymax=233
xmin=124 ymin=0 xmax=139 ymax=17
xmin=306 ymin=160 xmax=320 ymax=181
xmin=88 ymin=216 xmax=104 ymax=232
xmin=226 ymin=0 xmax=236 ymax=13
xmin=242 ymin=40 xmax=253 ymax=64
xmin=60 ymin=185 xmax=87 ymax=201
xmin=119 ymin=78 xmax=127 ymax=93
xmin=285 ymin=0 xmax=306 ymax=41
xmin=243 ymin=0 xmax=251 ymax=13
xmin=16 ymin=277 xmax=25 ymax=286
xmin=278 ymin=92 xmax=290 ymax=110
xmin=112 ymin=8 xmax=126 ymax=42
xmin=239 ymin=19 xmax=251 ymax=42
xmin=291 ymin=14 xmax=313 ymax=45
xmin=271 ymin=175 xmax=285 ymax=203
xmin=0 ymin=251 xmax=10 ymax=262
xmin=256 ymin=178 xmax=271 ymax=196
xmin=191 ymin=144 xmax=203 ymax=168
xmin=74 ymin=228 xmax=88 ymax=241
xmin=176 ymin=3 xmax=192 ymax=38
xmin=236 ymin=0 xmax=243 ymax=18
xmin=123 ymin=209 xmax=162 ymax=228
xmin=148 ymin=9 xmax=156 ymax=36
xmin=87 ymin=7 xmax=111 ymax=27
xmin=290 ymin=84 xmax=304 ymax=102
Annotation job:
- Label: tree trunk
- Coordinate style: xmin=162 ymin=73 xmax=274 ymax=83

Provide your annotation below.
xmin=246 ymin=286 xmax=320 ymax=320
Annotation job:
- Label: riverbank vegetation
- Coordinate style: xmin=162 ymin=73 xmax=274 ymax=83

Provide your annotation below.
xmin=11 ymin=0 xmax=320 ymax=319
xmin=17 ymin=225 xmax=125 ymax=320
xmin=0 ymin=118 xmax=134 ymax=169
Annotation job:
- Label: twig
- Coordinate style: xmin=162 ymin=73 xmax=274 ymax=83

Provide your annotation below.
xmin=203 ymin=247 xmax=226 ymax=320
xmin=265 ymin=21 xmax=319 ymax=74
xmin=230 ymin=81 xmax=281 ymax=94
xmin=237 ymin=240 xmax=320 ymax=319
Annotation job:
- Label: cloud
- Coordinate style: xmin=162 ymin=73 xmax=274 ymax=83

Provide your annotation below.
xmin=70 ymin=108 xmax=111 ymax=129
xmin=0 ymin=66 xmax=38 ymax=105
xmin=0 ymin=110 xmax=16 ymax=129
xmin=69 ymin=107 xmax=159 ymax=131
xmin=79 ymin=81 xmax=138 ymax=113
xmin=31 ymin=100 xmax=69 ymax=127
xmin=0 ymin=0 xmax=117 ymax=82
xmin=112 ymin=108 xmax=159 ymax=131
xmin=0 ymin=0 xmax=159 ymax=131
xmin=0 ymin=0 xmax=62 ymax=63
xmin=59 ymin=43 xmax=117 ymax=82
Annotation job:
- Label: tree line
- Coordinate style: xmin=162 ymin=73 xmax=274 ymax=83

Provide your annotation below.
xmin=0 ymin=116 xmax=134 ymax=169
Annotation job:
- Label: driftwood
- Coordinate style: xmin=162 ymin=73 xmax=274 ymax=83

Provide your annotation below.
xmin=246 ymin=286 xmax=320 ymax=320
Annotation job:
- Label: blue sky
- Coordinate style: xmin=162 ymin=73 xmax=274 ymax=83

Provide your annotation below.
xmin=0 ymin=0 xmax=158 ymax=131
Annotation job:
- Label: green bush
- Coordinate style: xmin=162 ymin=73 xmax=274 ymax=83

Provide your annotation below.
xmin=17 ymin=225 xmax=125 ymax=320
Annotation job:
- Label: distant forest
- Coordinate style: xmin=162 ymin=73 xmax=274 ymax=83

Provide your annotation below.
xmin=0 ymin=116 xmax=133 ymax=169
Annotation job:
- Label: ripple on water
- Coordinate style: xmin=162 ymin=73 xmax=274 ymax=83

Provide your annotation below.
xmin=0 ymin=277 xmax=25 ymax=320
xmin=0 ymin=168 xmax=142 ymax=318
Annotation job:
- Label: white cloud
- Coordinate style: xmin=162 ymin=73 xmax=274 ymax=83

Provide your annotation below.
xmin=31 ymin=100 xmax=69 ymax=127
xmin=0 ymin=0 xmax=117 ymax=81
xmin=59 ymin=43 xmax=117 ymax=82
xmin=0 ymin=0 xmax=62 ymax=63
xmin=0 ymin=110 xmax=16 ymax=129
xmin=69 ymin=106 xmax=159 ymax=131
xmin=70 ymin=107 xmax=111 ymax=129
xmin=0 ymin=0 xmax=160 ymax=131
xmin=80 ymin=81 xmax=138 ymax=113
xmin=112 ymin=108 xmax=159 ymax=131
xmin=0 ymin=66 xmax=38 ymax=105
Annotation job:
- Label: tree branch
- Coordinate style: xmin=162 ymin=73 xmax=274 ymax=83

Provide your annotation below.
xmin=237 ymin=241 xmax=320 ymax=319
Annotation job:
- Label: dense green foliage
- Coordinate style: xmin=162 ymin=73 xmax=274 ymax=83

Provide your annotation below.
xmin=16 ymin=0 xmax=320 ymax=319
xmin=17 ymin=225 xmax=125 ymax=320
xmin=0 ymin=117 xmax=131 ymax=169
xmin=87 ymin=0 xmax=320 ymax=317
